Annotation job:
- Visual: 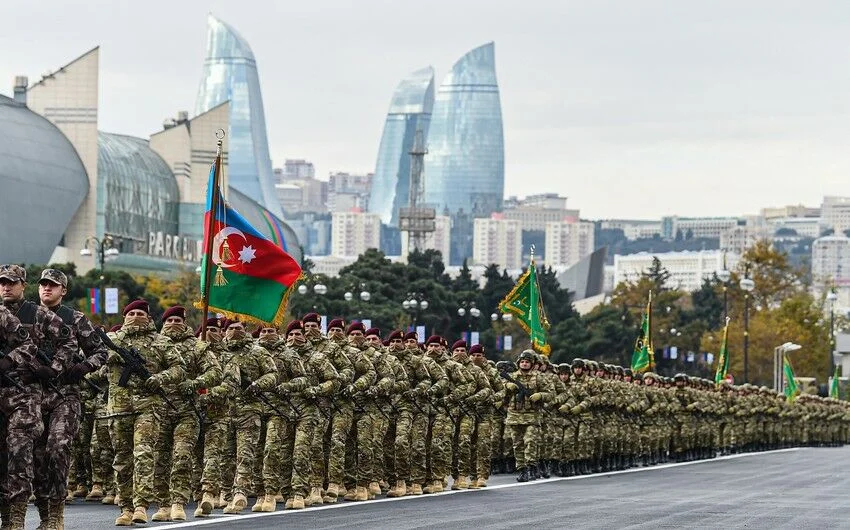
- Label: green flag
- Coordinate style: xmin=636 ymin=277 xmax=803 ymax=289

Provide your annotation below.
xmin=830 ymin=365 xmax=841 ymax=399
xmin=714 ymin=317 xmax=731 ymax=386
xmin=499 ymin=259 xmax=550 ymax=355
xmin=783 ymin=354 xmax=800 ymax=403
xmin=630 ymin=296 xmax=653 ymax=373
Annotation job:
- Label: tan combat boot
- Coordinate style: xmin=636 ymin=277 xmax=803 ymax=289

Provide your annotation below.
xmin=132 ymin=505 xmax=148 ymax=524
xmin=114 ymin=508 xmax=134 ymax=526
xmin=9 ymin=502 xmax=26 ymax=529
xmin=193 ymin=506 xmax=205 ymax=518
xmin=353 ymin=486 xmax=369 ymax=501
xmin=291 ymin=495 xmax=305 ymax=510
xmin=263 ymin=494 xmax=278 ymax=512
xmin=223 ymin=493 xmax=247 ymax=514
xmin=101 ymin=493 xmax=115 ymax=505
xmin=476 ymin=477 xmax=487 ymax=488
xmin=151 ymin=506 xmax=171 ymax=521
xmin=409 ymin=483 xmax=423 ymax=495
xmin=323 ymin=483 xmax=339 ymax=504
xmin=284 ymin=498 xmax=294 ymax=510
xmin=305 ymin=487 xmax=323 ymax=506
xmin=251 ymin=496 xmax=265 ymax=512
xmin=338 ymin=485 xmax=348 ymax=498
xmin=171 ymin=504 xmax=186 ymax=521
xmin=368 ymin=482 xmax=381 ymax=499
xmin=379 ymin=480 xmax=390 ymax=494
xmin=387 ymin=480 xmax=406 ymax=498
xmin=214 ymin=492 xmax=227 ymax=509
xmin=86 ymin=483 xmax=105 ymax=501
xmin=65 ymin=489 xmax=74 ymax=503
xmin=432 ymin=479 xmax=444 ymax=493
xmin=199 ymin=492 xmax=215 ymax=515
xmin=342 ymin=487 xmax=357 ymax=501
xmin=74 ymin=484 xmax=89 ymax=498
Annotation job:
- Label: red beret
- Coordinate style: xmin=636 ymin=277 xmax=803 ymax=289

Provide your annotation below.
xmin=123 ymin=299 xmax=150 ymax=316
xmin=426 ymin=335 xmax=443 ymax=346
xmin=224 ymin=319 xmax=242 ymax=330
xmin=286 ymin=320 xmax=304 ymax=334
xmin=302 ymin=312 xmax=320 ymax=324
xmin=388 ymin=330 xmax=403 ymax=341
xmin=109 ymin=324 xmax=122 ymax=333
xmin=206 ymin=317 xmax=223 ymax=329
xmin=404 ymin=331 xmax=418 ymax=341
xmin=469 ymin=344 xmax=484 ymax=355
xmin=162 ymin=305 xmax=186 ymax=321
xmin=365 ymin=327 xmax=381 ymax=338
xmin=251 ymin=326 xmax=262 ymax=338
xmin=347 ymin=322 xmax=366 ymax=335
xmin=328 ymin=318 xmax=345 ymax=331
xmin=451 ymin=340 xmax=467 ymax=351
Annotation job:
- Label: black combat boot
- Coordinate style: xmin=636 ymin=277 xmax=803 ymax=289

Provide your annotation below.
xmin=490 ymin=458 xmax=500 ymax=475
xmin=539 ymin=460 xmax=550 ymax=479
xmin=516 ymin=467 xmax=529 ymax=483
xmin=529 ymin=464 xmax=539 ymax=480
xmin=506 ymin=457 xmax=516 ymax=474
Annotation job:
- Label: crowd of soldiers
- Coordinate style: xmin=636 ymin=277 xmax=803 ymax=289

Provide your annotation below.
xmin=0 ymin=264 xmax=848 ymax=529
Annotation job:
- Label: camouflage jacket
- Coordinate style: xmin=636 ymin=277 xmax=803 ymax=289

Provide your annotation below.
xmin=506 ymin=369 xmax=553 ymax=425
xmin=389 ymin=346 xmax=431 ymax=409
xmin=5 ymin=299 xmax=76 ymax=375
xmin=47 ymin=304 xmax=108 ymax=376
xmin=264 ymin=339 xmax=311 ymax=414
xmin=220 ymin=336 xmax=277 ymax=415
xmin=458 ymin=357 xmax=493 ymax=413
xmin=0 ymin=305 xmax=37 ymax=378
xmin=161 ymin=326 xmax=222 ymax=416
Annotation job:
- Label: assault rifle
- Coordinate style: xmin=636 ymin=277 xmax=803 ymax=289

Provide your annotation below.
xmin=35 ymin=349 xmax=64 ymax=395
xmin=96 ymin=328 xmax=178 ymax=412
xmin=498 ymin=371 xmax=528 ymax=408
xmin=240 ymin=375 xmax=291 ymax=420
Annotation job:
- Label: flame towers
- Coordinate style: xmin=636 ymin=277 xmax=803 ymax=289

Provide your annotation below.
xmin=194 ymin=14 xmax=283 ymax=218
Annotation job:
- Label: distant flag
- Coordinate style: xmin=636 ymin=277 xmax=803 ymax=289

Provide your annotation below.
xmin=830 ymin=365 xmax=841 ymax=399
xmin=631 ymin=293 xmax=655 ymax=373
xmin=783 ymin=353 xmax=800 ymax=403
xmin=714 ymin=317 xmax=731 ymax=386
xmin=89 ymin=288 xmax=100 ymax=314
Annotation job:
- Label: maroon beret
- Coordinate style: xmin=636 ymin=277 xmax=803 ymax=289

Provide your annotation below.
xmin=302 ymin=312 xmax=320 ymax=324
xmin=426 ymin=335 xmax=443 ymax=346
xmin=109 ymin=324 xmax=122 ymax=333
xmin=328 ymin=318 xmax=345 ymax=331
xmin=404 ymin=331 xmax=418 ymax=341
xmin=365 ymin=327 xmax=381 ymax=338
xmin=388 ymin=330 xmax=403 ymax=341
xmin=162 ymin=305 xmax=186 ymax=321
xmin=251 ymin=326 xmax=262 ymax=338
xmin=347 ymin=322 xmax=366 ymax=335
xmin=206 ymin=317 xmax=223 ymax=329
xmin=224 ymin=319 xmax=242 ymax=330
xmin=286 ymin=320 xmax=304 ymax=334
xmin=469 ymin=344 xmax=484 ymax=355
xmin=123 ymin=299 xmax=150 ymax=316
xmin=451 ymin=340 xmax=467 ymax=351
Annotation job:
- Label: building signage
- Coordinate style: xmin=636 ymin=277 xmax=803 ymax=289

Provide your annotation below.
xmin=148 ymin=232 xmax=203 ymax=262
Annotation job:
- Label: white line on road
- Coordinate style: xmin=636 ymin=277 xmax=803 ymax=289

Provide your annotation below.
xmin=163 ymin=448 xmax=800 ymax=528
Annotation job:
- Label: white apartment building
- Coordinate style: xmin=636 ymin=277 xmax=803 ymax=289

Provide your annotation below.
xmin=598 ymin=220 xmax=662 ymax=241
xmin=544 ymin=219 xmax=595 ymax=268
xmin=473 ymin=215 xmax=523 ymax=270
xmin=769 ymin=217 xmax=823 ymax=239
xmin=613 ymin=250 xmax=740 ymax=293
xmin=720 ymin=225 xmax=772 ymax=255
xmin=331 ymin=210 xmax=381 ymax=257
xmin=503 ymin=193 xmax=578 ymax=231
xmin=760 ymin=204 xmax=820 ymax=220
xmin=812 ymin=236 xmax=850 ymax=287
xmin=401 ymin=215 xmax=451 ymax=262
xmin=821 ymin=197 xmax=850 ymax=235
xmin=662 ymin=216 xmax=740 ymax=240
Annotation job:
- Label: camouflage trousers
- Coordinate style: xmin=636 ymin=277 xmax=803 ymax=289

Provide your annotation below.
xmin=559 ymin=419 xmax=577 ymax=462
xmin=90 ymin=414 xmax=114 ymax=490
xmin=372 ymin=409 xmax=390 ymax=484
xmin=322 ymin=404 xmax=352 ymax=487
xmin=574 ymin=418 xmax=593 ymax=460
xmin=427 ymin=412 xmax=453 ymax=482
xmin=0 ymin=385 xmax=43 ymax=503
xmin=451 ymin=410 xmax=474 ymax=478
xmin=508 ymin=423 xmax=538 ymax=469
xmin=220 ymin=419 xmax=236 ymax=499
xmin=33 ymin=389 xmax=82 ymax=501
xmin=275 ymin=411 xmax=317 ymax=499
xmin=344 ymin=408 xmax=375 ymax=487
xmin=109 ymin=407 xmax=161 ymax=510
xmin=153 ymin=411 xmax=199 ymax=505
xmin=198 ymin=418 xmax=227 ymax=495
xmin=69 ymin=410 xmax=94 ymax=489
xmin=470 ymin=417 xmax=491 ymax=480
xmin=490 ymin=414 xmax=506 ymax=460
xmin=409 ymin=408 xmax=429 ymax=484
xmin=389 ymin=406 xmax=414 ymax=483
xmin=382 ymin=415 xmax=396 ymax=483
xmin=231 ymin=412 xmax=262 ymax=496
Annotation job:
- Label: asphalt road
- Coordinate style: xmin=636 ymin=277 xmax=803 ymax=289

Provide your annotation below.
xmin=49 ymin=447 xmax=850 ymax=529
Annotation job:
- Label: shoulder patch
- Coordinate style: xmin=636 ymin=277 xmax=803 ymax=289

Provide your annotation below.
xmin=59 ymin=325 xmax=71 ymax=339
xmin=16 ymin=327 xmax=29 ymax=341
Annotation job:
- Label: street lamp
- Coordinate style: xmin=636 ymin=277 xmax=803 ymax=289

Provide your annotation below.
xmin=740 ymin=265 xmax=755 ymax=383
xmin=296 ymin=279 xmax=328 ymax=311
xmin=773 ymin=342 xmax=802 ymax=392
xmin=457 ymin=301 xmax=481 ymax=333
xmin=403 ymin=293 xmax=429 ymax=327
xmin=80 ymin=236 xmax=119 ymax=317
xmin=717 ymin=252 xmax=732 ymax=321
xmin=828 ymin=289 xmax=838 ymax=381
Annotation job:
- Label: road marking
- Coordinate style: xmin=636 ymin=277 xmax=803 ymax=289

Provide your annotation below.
xmin=163 ymin=448 xmax=800 ymax=528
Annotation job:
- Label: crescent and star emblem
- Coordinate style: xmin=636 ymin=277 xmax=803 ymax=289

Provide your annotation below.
xmin=212 ymin=227 xmax=258 ymax=267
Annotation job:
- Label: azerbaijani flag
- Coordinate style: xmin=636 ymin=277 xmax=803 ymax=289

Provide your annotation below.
xmin=89 ymin=288 xmax=100 ymax=314
xmin=195 ymin=165 xmax=302 ymax=326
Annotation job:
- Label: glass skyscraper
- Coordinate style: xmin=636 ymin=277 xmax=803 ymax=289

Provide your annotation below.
xmin=424 ymin=42 xmax=505 ymax=264
xmin=368 ymin=67 xmax=435 ymax=227
xmin=194 ymin=14 xmax=283 ymax=219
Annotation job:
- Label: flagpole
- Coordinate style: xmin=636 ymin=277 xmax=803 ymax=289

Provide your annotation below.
xmin=200 ymin=130 xmax=225 ymax=340
xmin=647 ymin=290 xmax=654 ymax=371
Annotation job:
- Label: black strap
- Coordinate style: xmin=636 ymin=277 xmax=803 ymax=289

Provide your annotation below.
xmin=55 ymin=305 xmax=75 ymax=326
xmin=15 ymin=300 xmax=38 ymax=326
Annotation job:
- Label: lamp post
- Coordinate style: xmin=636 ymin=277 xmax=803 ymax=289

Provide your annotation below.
xmin=827 ymin=289 xmax=838 ymax=382
xmin=403 ymin=293 xmax=429 ymax=328
xmin=457 ymin=301 xmax=481 ymax=336
xmin=717 ymin=252 xmax=731 ymax=322
xmin=740 ymin=264 xmax=755 ymax=383
xmin=297 ymin=281 xmax=328 ymax=311
xmin=80 ymin=236 xmax=119 ymax=317
xmin=490 ymin=312 xmax=513 ymax=351
xmin=773 ymin=342 xmax=801 ymax=392
xmin=344 ymin=283 xmax=370 ymax=321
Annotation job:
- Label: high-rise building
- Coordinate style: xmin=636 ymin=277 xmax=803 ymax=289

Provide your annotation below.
xmin=401 ymin=215 xmax=451 ymax=263
xmin=369 ymin=67 xmax=435 ymax=227
xmin=473 ymin=214 xmax=522 ymax=270
xmin=194 ymin=14 xmax=283 ymax=218
xmin=328 ymin=172 xmax=373 ymax=213
xmin=812 ymin=236 xmax=850 ymax=287
xmin=544 ymin=219 xmax=595 ymax=268
xmin=331 ymin=210 xmax=381 ymax=257
xmin=503 ymin=194 xmax=578 ymax=232
xmin=821 ymin=197 xmax=850 ymax=236
xmin=661 ymin=216 xmax=741 ymax=240
xmin=424 ymin=42 xmax=504 ymax=264
xmin=276 ymin=159 xmax=315 ymax=183
xmin=720 ymin=225 xmax=772 ymax=255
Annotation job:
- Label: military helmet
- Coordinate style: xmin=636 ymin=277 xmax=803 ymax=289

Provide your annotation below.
xmin=643 ymin=372 xmax=657 ymax=380
xmin=624 ymin=368 xmax=633 ymax=378
xmin=518 ymin=350 xmax=536 ymax=363
xmin=495 ymin=360 xmax=513 ymax=372
xmin=633 ymin=372 xmax=643 ymax=381
xmin=673 ymin=373 xmax=688 ymax=382
xmin=557 ymin=363 xmax=571 ymax=373
xmin=572 ymin=358 xmax=585 ymax=368
xmin=616 ymin=366 xmax=625 ymax=376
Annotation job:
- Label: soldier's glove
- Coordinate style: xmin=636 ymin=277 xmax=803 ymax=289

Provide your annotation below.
xmin=64 ymin=362 xmax=93 ymax=384
xmin=197 ymin=392 xmax=210 ymax=407
xmin=245 ymin=382 xmax=262 ymax=396
xmin=179 ymin=380 xmax=199 ymax=396
xmin=342 ymin=385 xmax=356 ymax=398
xmin=0 ymin=357 xmax=13 ymax=374
xmin=505 ymin=382 xmax=518 ymax=393
xmin=559 ymin=404 xmax=571 ymax=414
xmin=209 ymin=386 xmax=229 ymax=401
xmin=494 ymin=399 xmax=504 ymax=409
xmin=145 ymin=375 xmax=164 ymax=392
xmin=304 ymin=387 xmax=319 ymax=399
xmin=33 ymin=365 xmax=58 ymax=383
xmin=570 ymin=405 xmax=584 ymax=415
xmin=529 ymin=392 xmax=544 ymax=403
xmin=276 ymin=382 xmax=292 ymax=395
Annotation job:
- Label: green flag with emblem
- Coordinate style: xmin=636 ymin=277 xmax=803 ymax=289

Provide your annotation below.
xmin=499 ymin=256 xmax=550 ymax=355
xmin=714 ymin=317 xmax=731 ymax=386
xmin=783 ymin=353 xmax=800 ymax=402
xmin=630 ymin=294 xmax=654 ymax=373
xmin=830 ymin=365 xmax=840 ymax=399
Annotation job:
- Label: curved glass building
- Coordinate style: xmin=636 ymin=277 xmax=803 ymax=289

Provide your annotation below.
xmin=368 ymin=67 xmax=435 ymax=227
xmin=194 ymin=14 xmax=283 ymax=219
xmin=424 ymin=42 xmax=504 ymax=263
xmin=0 ymin=94 xmax=88 ymax=264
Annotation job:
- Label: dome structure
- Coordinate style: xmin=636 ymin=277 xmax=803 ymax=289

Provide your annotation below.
xmin=0 ymin=94 xmax=88 ymax=264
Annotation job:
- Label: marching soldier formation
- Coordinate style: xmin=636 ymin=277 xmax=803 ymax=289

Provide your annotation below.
xmin=0 ymin=266 xmax=848 ymax=528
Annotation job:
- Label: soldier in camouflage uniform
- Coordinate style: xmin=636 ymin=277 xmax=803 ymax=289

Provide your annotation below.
xmin=105 ymin=299 xmax=184 ymax=526
xmin=152 ymin=306 xmax=221 ymax=522
xmin=493 ymin=360 xmax=515 ymax=474
xmin=560 ymin=359 xmax=595 ymax=474
xmin=0 ymin=264 xmax=78 ymax=529
xmin=469 ymin=344 xmax=503 ymax=488
xmin=553 ymin=363 xmax=575 ymax=476
xmin=87 ymin=358 xmax=115 ymax=505
xmin=504 ymin=350 xmax=552 ymax=482
xmin=36 ymin=268 xmax=108 ymax=529
xmin=218 ymin=319 xmax=277 ymax=515
xmin=449 ymin=340 xmax=491 ymax=490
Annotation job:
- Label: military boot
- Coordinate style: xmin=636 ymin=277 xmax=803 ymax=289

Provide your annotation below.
xmin=475 ymin=477 xmax=487 ymax=488
xmin=74 ymin=484 xmax=89 ymax=498
xmin=251 ymin=496 xmax=265 ymax=512
xmin=387 ymin=480 xmax=406 ymax=498
xmin=516 ymin=468 xmax=530 ymax=483
xmin=291 ymin=495 xmax=305 ymax=510
xmin=539 ymin=461 xmax=550 ymax=479
xmin=132 ymin=505 xmax=148 ymax=524
xmin=323 ymin=483 xmax=340 ymax=504
xmin=34 ymin=498 xmax=49 ymax=530
xmin=151 ymin=506 xmax=171 ymax=521
xmin=51 ymin=500 xmax=65 ymax=530
xmin=114 ymin=508 xmax=134 ymax=527
xmin=214 ymin=492 xmax=228 ymax=509
xmin=530 ymin=464 xmax=540 ymax=480
xmin=505 ymin=457 xmax=516 ymax=474
xmin=343 ymin=487 xmax=358 ymax=501
xmin=101 ymin=492 xmax=115 ymax=505
xmin=262 ymin=494 xmax=278 ymax=512
xmin=409 ymin=483 xmax=423 ymax=495
xmin=170 ymin=504 xmax=186 ymax=522
xmin=199 ymin=492 xmax=215 ymax=516
xmin=305 ymin=487 xmax=323 ymax=506
xmin=353 ymin=486 xmax=369 ymax=501
xmin=379 ymin=480 xmax=390 ymax=494
xmin=85 ymin=483 xmax=104 ymax=502
xmin=284 ymin=498 xmax=294 ymax=510
xmin=223 ymin=493 xmax=247 ymax=514
xmin=367 ymin=482 xmax=381 ymax=499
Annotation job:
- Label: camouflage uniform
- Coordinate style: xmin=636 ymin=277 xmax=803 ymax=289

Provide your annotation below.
xmin=452 ymin=351 xmax=491 ymax=487
xmin=468 ymin=354 xmax=502 ymax=485
xmin=426 ymin=347 xmax=472 ymax=490
xmin=88 ymin=367 xmax=114 ymax=500
xmin=374 ymin=345 xmax=408 ymax=489
xmin=504 ymin=351 xmax=552 ymax=481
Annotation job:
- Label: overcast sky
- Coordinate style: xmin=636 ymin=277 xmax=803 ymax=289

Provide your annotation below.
xmin=2 ymin=1 xmax=849 ymax=219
